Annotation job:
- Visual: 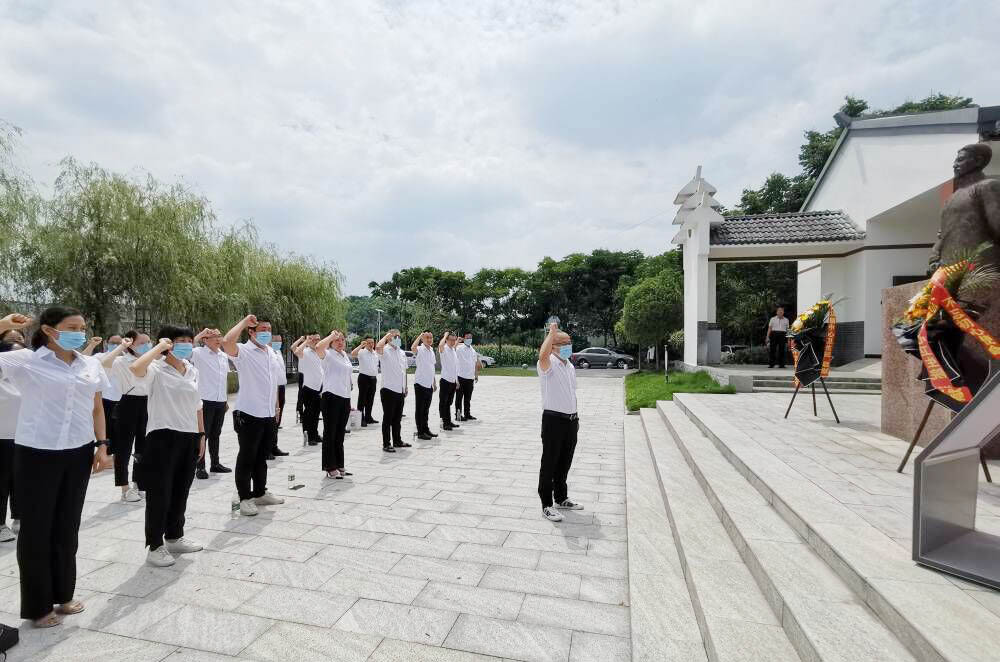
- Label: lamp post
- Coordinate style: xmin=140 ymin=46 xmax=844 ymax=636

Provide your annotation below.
xmin=375 ymin=308 xmax=384 ymax=338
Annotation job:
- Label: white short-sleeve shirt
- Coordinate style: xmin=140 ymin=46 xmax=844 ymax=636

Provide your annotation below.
xmin=414 ymin=344 xmax=435 ymax=388
xmin=439 ymin=345 xmax=458 ymax=382
xmin=537 ymin=354 xmax=577 ymax=415
xmin=93 ymin=352 xmax=123 ymax=401
xmin=0 ymin=347 xmax=110 ymax=450
xmin=144 ymin=359 xmax=203 ymax=434
xmin=299 ymin=347 xmax=324 ymax=391
xmin=357 ymin=348 xmax=379 ymax=377
xmin=457 ymin=343 xmax=478 ymax=380
xmin=112 ymin=353 xmax=151 ymax=397
xmin=231 ymin=341 xmax=279 ymax=418
xmin=322 ymin=349 xmax=353 ymax=398
xmin=769 ymin=316 xmax=790 ymax=332
xmin=191 ymin=346 xmax=229 ymax=403
xmin=379 ymin=345 xmax=406 ymax=394
xmin=0 ymin=350 xmax=27 ymax=439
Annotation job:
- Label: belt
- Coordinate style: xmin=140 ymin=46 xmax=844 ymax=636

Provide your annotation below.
xmin=543 ymin=410 xmax=579 ymax=421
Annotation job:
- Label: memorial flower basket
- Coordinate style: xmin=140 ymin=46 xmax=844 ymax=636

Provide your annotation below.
xmin=788 ymin=295 xmax=843 ymax=388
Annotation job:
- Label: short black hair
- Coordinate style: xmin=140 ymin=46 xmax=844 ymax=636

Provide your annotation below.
xmin=364 ymin=335 xmax=374 ymax=341
xmin=123 ymin=329 xmax=146 ymax=354
xmin=31 ymin=306 xmax=82 ymax=350
xmin=157 ymin=324 xmax=195 ymax=342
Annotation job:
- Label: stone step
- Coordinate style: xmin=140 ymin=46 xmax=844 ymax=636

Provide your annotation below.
xmin=622 ymin=415 xmax=706 ymax=661
xmin=753 ymin=387 xmax=882 ymax=396
xmin=751 ymin=375 xmax=882 ymax=384
xmin=656 ymin=401 xmax=917 ymax=662
xmin=638 ymin=409 xmax=801 ymax=662
xmin=753 ymin=379 xmax=882 ymax=390
xmin=672 ymin=393 xmax=1000 ymax=662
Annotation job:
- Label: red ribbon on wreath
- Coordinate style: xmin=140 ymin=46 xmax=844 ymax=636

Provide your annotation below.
xmin=790 ymin=306 xmax=837 ymax=387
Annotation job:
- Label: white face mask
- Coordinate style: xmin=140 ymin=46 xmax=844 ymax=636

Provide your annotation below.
xmin=463 ymin=338 xmax=472 ymax=346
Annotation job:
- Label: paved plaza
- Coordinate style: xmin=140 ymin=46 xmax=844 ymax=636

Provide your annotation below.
xmin=0 ymin=375 xmax=628 ymax=662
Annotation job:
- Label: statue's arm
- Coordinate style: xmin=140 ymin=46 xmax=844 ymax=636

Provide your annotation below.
xmin=981 ymin=179 xmax=1000 ymax=241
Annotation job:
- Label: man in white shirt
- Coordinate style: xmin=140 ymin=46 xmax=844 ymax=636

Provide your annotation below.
xmin=437 ymin=331 xmax=460 ymax=431
xmin=455 ymin=332 xmax=481 ymax=421
xmin=375 ymin=329 xmax=410 ymax=452
xmin=192 ymin=328 xmax=232 ymax=477
xmin=267 ymin=334 xmax=289 ymax=458
xmin=536 ymin=321 xmax=584 ymax=522
xmin=92 ymin=335 xmax=130 ymax=475
xmin=292 ymin=334 xmax=324 ymax=445
xmin=766 ymin=306 xmax=790 ymax=369
xmin=111 ymin=330 xmax=153 ymax=502
xmin=352 ymin=336 xmax=380 ymax=426
xmin=411 ymin=331 xmax=438 ymax=441
xmin=222 ymin=314 xmax=286 ymax=516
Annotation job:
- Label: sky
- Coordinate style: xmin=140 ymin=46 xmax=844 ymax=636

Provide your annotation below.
xmin=2 ymin=0 xmax=999 ymax=295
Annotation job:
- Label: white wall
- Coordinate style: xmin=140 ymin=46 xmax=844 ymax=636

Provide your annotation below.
xmin=797 ymin=259 xmax=822 ymax=314
xmin=861 ymin=247 xmax=929 ymax=354
xmin=805 ymin=126 xmax=980 ymax=229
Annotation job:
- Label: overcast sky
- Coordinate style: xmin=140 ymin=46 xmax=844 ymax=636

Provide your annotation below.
xmin=3 ymin=0 xmax=998 ymax=294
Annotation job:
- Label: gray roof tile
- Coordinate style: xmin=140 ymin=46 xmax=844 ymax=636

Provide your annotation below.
xmin=710 ymin=210 xmax=864 ymax=246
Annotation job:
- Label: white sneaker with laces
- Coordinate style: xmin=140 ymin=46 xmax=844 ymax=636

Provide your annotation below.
xmin=122 ymin=487 xmax=142 ymax=503
xmin=254 ymin=492 xmax=285 ymax=506
xmin=146 ymin=546 xmax=175 ymax=567
xmin=0 ymin=524 xmax=14 ymax=542
xmin=542 ymin=507 xmax=564 ymax=522
xmin=165 ymin=537 xmax=203 ymax=555
xmin=556 ymin=499 xmax=584 ymax=510
xmin=240 ymin=499 xmax=259 ymax=516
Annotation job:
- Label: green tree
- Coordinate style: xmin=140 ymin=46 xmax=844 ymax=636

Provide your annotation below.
xmin=471 ymin=267 xmax=532 ymax=357
xmin=620 ymin=274 xmax=682 ymax=360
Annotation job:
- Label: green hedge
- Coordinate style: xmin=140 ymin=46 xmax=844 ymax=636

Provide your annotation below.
xmin=476 ymin=344 xmax=538 ymax=367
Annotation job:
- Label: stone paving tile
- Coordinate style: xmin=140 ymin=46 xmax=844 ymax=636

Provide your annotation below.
xmin=334 ymin=598 xmax=459 ymax=645
xmin=428 ymin=524 xmax=511 ymax=546
xmin=518 ymin=594 xmax=630 ymax=637
xmin=578 ymin=576 xmax=629 ymax=606
xmin=368 ymin=638 xmax=503 ymax=661
xmin=139 ymin=604 xmax=273 ymax=656
xmin=444 ymin=613 xmax=573 ymax=662
xmin=414 ymin=580 xmax=526 ymax=620
xmin=503 ymin=531 xmax=588 ymax=555
xmin=22 ymin=629 xmax=175 ymax=662
xmin=479 ymin=565 xmax=582 ymax=599
xmin=149 ymin=573 xmax=265 ymax=610
xmin=238 ymin=584 xmax=358 ymax=627
xmin=372 ymin=533 xmax=461 ymax=558
xmin=242 ymin=621 xmax=381 ymax=662
xmin=451 ymin=541 xmax=541 ymax=569
xmin=322 ymin=567 xmax=428 ymax=603
xmin=390 ymin=554 xmax=489 ymax=586
xmin=569 ymin=631 xmax=631 ymax=662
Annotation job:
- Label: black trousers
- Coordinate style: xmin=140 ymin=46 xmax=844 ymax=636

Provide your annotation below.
xmin=144 ymin=429 xmax=199 ymax=549
xmin=438 ymin=379 xmax=456 ymax=425
xmin=102 ymin=398 xmax=118 ymax=451
xmin=0 ymin=439 xmax=15 ymax=524
xmin=15 ymin=442 xmax=92 ymax=620
xmin=198 ymin=400 xmax=227 ymax=470
xmin=380 ymin=388 xmax=404 ymax=447
xmin=537 ymin=414 xmax=579 ymax=508
xmin=296 ymin=373 xmax=305 ymax=415
xmin=414 ymin=383 xmax=433 ymax=434
xmin=357 ymin=374 xmax=377 ymax=422
xmin=114 ymin=394 xmax=148 ymax=488
xmin=234 ymin=413 xmax=273 ymax=501
xmin=321 ymin=393 xmax=350 ymax=470
xmin=457 ymin=377 xmax=475 ymax=417
xmin=769 ymin=331 xmax=787 ymax=368
xmin=276 ymin=384 xmax=286 ymax=427
xmin=300 ymin=386 xmax=322 ymax=442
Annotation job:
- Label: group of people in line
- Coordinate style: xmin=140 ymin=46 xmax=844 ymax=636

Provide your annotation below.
xmin=0 ymin=307 xmax=584 ymax=630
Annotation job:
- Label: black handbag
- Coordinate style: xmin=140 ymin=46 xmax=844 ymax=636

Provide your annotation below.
xmin=0 ymin=623 xmax=18 ymax=657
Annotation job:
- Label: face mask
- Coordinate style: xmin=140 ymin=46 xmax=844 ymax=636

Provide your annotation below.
xmin=391 ymin=337 xmax=401 ymax=348
xmin=55 ymin=330 xmax=87 ymax=351
xmin=558 ymin=345 xmax=573 ymax=360
xmin=464 ymin=338 xmax=472 ymax=346
xmin=107 ymin=343 xmax=119 ymax=353
xmin=270 ymin=341 xmax=282 ymax=351
xmin=171 ymin=342 xmax=193 ymax=360
xmin=134 ymin=342 xmax=153 ymax=356
xmin=255 ymin=331 xmax=272 ymax=346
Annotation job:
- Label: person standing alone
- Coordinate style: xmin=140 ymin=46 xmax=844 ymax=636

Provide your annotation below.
xmin=767 ymin=306 xmax=790 ymax=369
xmin=455 ymin=332 xmax=480 ymax=421
xmin=411 ymin=331 xmax=437 ymax=441
xmin=536 ymin=321 xmax=584 ymax=522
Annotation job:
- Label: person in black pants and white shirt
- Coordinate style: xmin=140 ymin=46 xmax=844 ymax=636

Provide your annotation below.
xmin=455 ymin=332 xmax=480 ymax=421
xmin=766 ymin=306 xmax=790 ymax=369
xmin=437 ymin=331 xmax=460 ymax=431
xmin=352 ymin=336 xmax=379 ymax=426
xmin=91 ymin=335 xmax=131 ymax=484
xmin=0 ymin=330 xmax=28 ymax=543
xmin=315 ymin=330 xmax=353 ymax=478
xmin=375 ymin=329 xmax=410 ymax=452
xmin=267 ymin=334 xmax=289 ymax=458
xmin=111 ymin=330 xmax=153 ymax=503
xmin=536 ymin=321 xmax=584 ymax=522
xmin=411 ymin=331 xmax=438 ymax=441
xmin=292 ymin=334 xmax=323 ymax=445
xmin=127 ymin=327 xmax=206 ymax=567
xmin=222 ymin=314 xmax=286 ymax=517
xmin=0 ymin=309 xmax=113 ymax=628
xmin=191 ymin=328 xmax=231 ymax=478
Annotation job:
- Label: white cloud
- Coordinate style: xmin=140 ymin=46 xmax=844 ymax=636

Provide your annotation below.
xmin=2 ymin=0 xmax=998 ymax=293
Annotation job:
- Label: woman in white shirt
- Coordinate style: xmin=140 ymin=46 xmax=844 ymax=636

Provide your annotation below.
xmin=128 ymin=326 xmax=206 ymax=567
xmin=0 ymin=329 xmax=28 ymax=542
xmin=0 ymin=308 xmax=113 ymax=628
xmin=315 ymin=330 xmax=353 ymax=478
xmin=110 ymin=329 xmax=152 ymax=502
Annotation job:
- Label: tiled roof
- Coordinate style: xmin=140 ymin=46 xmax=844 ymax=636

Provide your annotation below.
xmin=710 ymin=210 xmax=864 ymax=245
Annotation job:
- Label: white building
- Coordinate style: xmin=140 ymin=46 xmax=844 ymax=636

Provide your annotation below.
xmin=674 ymin=105 xmax=1000 ymax=367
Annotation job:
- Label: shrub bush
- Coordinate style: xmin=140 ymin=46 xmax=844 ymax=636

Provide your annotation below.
xmin=476 ymin=344 xmax=538 ymax=367
xmin=724 ymin=346 xmax=769 ymax=364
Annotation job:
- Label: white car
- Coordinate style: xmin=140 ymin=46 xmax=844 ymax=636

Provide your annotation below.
xmin=477 ymin=353 xmax=496 ymax=367
xmin=403 ymin=351 xmax=417 ymax=368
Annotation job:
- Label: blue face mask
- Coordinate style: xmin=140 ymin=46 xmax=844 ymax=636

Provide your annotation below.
xmin=558 ymin=345 xmax=573 ymax=360
xmin=270 ymin=341 xmax=282 ymax=351
xmin=171 ymin=342 xmax=193 ymax=360
xmin=134 ymin=342 xmax=153 ymax=356
xmin=464 ymin=338 xmax=472 ymax=346
xmin=56 ymin=331 xmax=87 ymax=351
xmin=107 ymin=343 xmax=119 ymax=353
xmin=391 ymin=337 xmax=401 ymax=348
xmin=255 ymin=331 xmax=272 ymax=346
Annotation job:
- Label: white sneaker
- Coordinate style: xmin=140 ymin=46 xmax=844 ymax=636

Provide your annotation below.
xmin=10 ymin=519 xmax=19 ymax=534
xmin=254 ymin=492 xmax=285 ymax=506
xmin=146 ymin=547 xmax=175 ymax=567
xmin=240 ymin=499 xmax=259 ymax=516
xmin=556 ymin=499 xmax=584 ymax=510
xmin=165 ymin=537 xmax=203 ymax=555
xmin=0 ymin=525 xmax=14 ymax=542
xmin=325 ymin=471 xmax=339 ymax=479
xmin=542 ymin=507 xmax=564 ymax=522
xmin=122 ymin=487 xmax=142 ymax=503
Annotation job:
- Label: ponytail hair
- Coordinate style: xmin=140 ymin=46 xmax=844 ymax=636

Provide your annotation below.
xmin=123 ymin=329 xmax=141 ymax=355
xmin=31 ymin=306 xmax=83 ymax=350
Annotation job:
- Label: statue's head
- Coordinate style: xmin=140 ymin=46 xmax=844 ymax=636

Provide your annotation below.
xmin=953 ymin=143 xmax=992 ymax=178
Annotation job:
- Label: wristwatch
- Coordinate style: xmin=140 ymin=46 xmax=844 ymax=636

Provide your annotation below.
xmin=95 ymin=439 xmax=110 ymax=447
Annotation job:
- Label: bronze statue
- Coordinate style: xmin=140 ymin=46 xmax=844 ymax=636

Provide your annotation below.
xmin=928 ymin=143 xmax=1000 ymax=272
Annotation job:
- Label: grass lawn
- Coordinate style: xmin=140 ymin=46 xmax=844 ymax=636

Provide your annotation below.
xmin=625 ymin=370 xmax=735 ymax=411
xmin=480 ymin=366 xmax=538 ymax=377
